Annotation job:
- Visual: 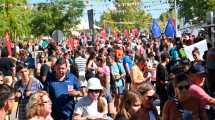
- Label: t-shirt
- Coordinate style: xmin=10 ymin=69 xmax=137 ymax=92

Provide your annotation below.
xmin=188 ymin=84 xmax=213 ymax=108
xmin=130 ymin=65 xmax=145 ymax=88
xmin=75 ymin=57 xmax=87 ymax=74
xmin=110 ymin=62 xmax=126 ymax=87
xmin=123 ymin=55 xmax=133 ymax=71
xmin=40 ymin=64 xmax=50 ymax=78
xmin=74 ymin=96 xmax=108 ymax=119
xmin=47 ymin=72 xmax=80 ymax=120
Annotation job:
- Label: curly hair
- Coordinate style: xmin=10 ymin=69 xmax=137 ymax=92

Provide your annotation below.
xmin=26 ymin=90 xmax=51 ymax=119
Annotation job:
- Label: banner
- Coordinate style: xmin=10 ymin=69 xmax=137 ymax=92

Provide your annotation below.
xmin=184 ymin=40 xmax=208 ymax=61
xmin=5 ymin=32 xmax=12 ymax=56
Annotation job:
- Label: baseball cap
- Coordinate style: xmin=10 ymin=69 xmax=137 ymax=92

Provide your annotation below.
xmin=189 ymin=64 xmax=206 ymax=75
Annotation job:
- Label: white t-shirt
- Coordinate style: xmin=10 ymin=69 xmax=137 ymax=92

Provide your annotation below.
xmin=74 ymin=96 xmax=108 ymax=119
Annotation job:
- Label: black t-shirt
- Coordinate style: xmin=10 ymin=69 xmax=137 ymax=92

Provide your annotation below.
xmin=0 ymin=57 xmax=15 ymax=76
xmin=40 ymin=64 xmax=50 ymax=77
xmin=156 ymin=63 xmax=168 ymax=84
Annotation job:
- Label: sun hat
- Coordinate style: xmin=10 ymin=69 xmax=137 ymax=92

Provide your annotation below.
xmin=87 ymin=77 xmax=103 ymax=90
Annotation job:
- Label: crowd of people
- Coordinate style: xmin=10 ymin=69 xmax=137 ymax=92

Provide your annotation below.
xmin=0 ymin=30 xmax=215 ymax=120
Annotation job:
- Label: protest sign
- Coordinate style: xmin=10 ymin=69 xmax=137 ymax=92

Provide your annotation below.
xmin=184 ymin=40 xmax=208 ymax=61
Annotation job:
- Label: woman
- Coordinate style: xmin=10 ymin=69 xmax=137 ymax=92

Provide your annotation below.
xmin=73 ymin=77 xmax=108 ymax=120
xmin=26 ymin=91 xmax=53 ymax=120
xmin=85 ymin=52 xmax=97 ymax=80
xmin=162 ymin=73 xmax=208 ymax=120
xmin=115 ymin=90 xmax=142 ymax=120
xmin=135 ymin=82 xmax=159 ymax=120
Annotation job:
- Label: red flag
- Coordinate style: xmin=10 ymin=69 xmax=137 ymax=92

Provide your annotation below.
xmin=5 ymin=32 xmax=12 ymax=56
xmin=66 ymin=37 xmax=74 ymax=51
xmin=101 ymin=29 xmax=106 ymax=41
xmin=124 ymin=29 xmax=129 ymax=38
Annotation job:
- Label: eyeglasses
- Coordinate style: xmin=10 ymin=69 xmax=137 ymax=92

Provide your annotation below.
xmin=89 ymin=89 xmax=100 ymax=93
xmin=146 ymin=95 xmax=156 ymax=101
xmin=178 ymin=85 xmax=190 ymax=91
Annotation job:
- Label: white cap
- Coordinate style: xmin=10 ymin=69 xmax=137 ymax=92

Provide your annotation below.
xmin=87 ymin=77 xmax=103 ymax=90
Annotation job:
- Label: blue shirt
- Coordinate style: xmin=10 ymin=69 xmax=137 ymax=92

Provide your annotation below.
xmin=123 ymin=55 xmax=133 ymax=71
xmin=110 ymin=62 xmax=126 ymax=87
xmin=46 ymin=72 xmax=80 ymax=120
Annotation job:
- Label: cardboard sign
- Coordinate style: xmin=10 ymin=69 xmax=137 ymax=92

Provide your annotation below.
xmin=184 ymin=40 xmax=208 ymax=61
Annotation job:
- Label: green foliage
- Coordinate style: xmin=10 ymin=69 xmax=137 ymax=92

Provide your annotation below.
xmin=159 ymin=10 xmax=175 ymax=29
xmin=208 ymin=0 xmax=215 ymax=10
xmin=100 ymin=0 xmax=152 ymax=31
xmin=168 ymin=0 xmax=215 ymax=20
xmin=0 ymin=0 xmax=31 ymax=41
xmin=30 ymin=0 xmax=84 ymax=37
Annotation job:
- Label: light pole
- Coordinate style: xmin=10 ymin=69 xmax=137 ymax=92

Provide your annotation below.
xmin=175 ymin=0 xmax=178 ymax=33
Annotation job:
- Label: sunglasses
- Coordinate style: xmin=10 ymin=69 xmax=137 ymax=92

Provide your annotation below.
xmin=178 ymin=85 xmax=190 ymax=91
xmin=89 ymin=89 xmax=100 ymax=93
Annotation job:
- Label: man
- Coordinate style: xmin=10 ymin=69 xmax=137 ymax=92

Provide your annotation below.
xmin=123 ymin=49 xmax=134 ymax=90
xmin=46 ymin=58 xmax=83 ymax=120
xmin=0 ymin=84 xmax=15 ymax=120
xmin=188 ymin=64 xmax=215 ymax=108
xmin=130 ymin=55 xmax=149 ymax=89
xmin=14 ymin=64 xmax=43 ymax=120
xmin=156 ymin=52 xmax=170 ymax=113
xmin=40 ymin=56 xmax=57 ymax=84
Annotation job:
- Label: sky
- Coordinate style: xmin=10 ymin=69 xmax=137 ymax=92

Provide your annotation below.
xmin=29 ymin=0 xmax=170 ymax=20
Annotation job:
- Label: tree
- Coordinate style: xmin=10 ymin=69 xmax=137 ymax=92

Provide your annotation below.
xmin=30 ymin=0 xmax=84 ymax=37
xmin=159 ymin=10 xmax=175 ymax=29
xmin=168 ymin=0 xmax=214 ymax=20
xmin=0 ymin=0 xmax=31 ymax=41
xmin=100 ymin=0 xmax=152 ymax=31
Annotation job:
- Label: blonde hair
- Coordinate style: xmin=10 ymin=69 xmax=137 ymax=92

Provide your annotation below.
xmin=26 ymin=91 xmax=50 ymax=119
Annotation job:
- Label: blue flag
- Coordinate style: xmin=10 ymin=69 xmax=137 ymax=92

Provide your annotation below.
xmin=151 ymin=19 xmax=161 ymax=38
xmin=165 ymin=18 xmax=175 ymax=38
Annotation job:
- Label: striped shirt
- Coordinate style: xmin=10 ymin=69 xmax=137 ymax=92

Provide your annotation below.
xmin=75 ymin=57 xmax=87 ymax=73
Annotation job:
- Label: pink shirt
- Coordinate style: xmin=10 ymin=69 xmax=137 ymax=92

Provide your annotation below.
xmin=188 ymin=84 xmax=213 ymax=108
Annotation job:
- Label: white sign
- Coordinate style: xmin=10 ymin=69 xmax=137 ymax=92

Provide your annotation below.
xmin=184 ymin=40 xmax=208 ymax=61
